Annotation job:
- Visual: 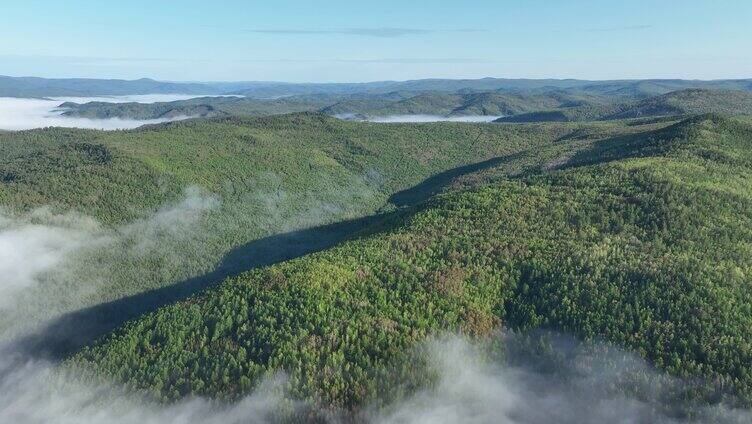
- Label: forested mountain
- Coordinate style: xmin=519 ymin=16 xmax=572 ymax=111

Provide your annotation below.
xmin=6 ymin=92 xmax=752 ymax=420
xmin=59 ymin=114 xmax=752 ymax=416
xmin=497 ymin=89 xmax=752 ymax=123
xmin=323 ymin=90 xmax=612 ymax=118
xmin=59 ymin=90 xmax=612 ymax=121
xmin=6 ymin=113 xmax=659 ymax=344
xmin=58 ymin=95 xmax=341 ymax=120
xmin=59 ymin=87 xmax=752 ymax=124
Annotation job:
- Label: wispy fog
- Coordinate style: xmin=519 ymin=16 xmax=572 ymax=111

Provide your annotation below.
xmin=0 ymin=332 xmax=749 ymax=423
xmin=0 ymin=348 xmax=295 ymax=424
xmin=0 ymin=181 xmax=749 ymax=423
xmin=0 ymin=210 xmax=100 ymax=311
xmin=0 ymin=95 xmax=230 ymax=130
xmin=366 ymin=115 xmax=501 ymax=123
xmin=0 ymin=187 xmax=219 ymax=338
xmin=369 ymin=334 xmax=751 ymax=424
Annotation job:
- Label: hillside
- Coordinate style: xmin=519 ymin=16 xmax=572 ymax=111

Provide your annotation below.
xmin=57 ymin=95 xmax=346 ymax=120
xmin=327 ymin=91 xmax=612 ymax=118
xmin=609 ymin=89 xmax=752 ymax=119
xmin=497 ymin=89 xmax=752 ymax=123
xmin=57 ymin=88 xmax=752 ymax=123
xmin=61 ymin=90 xmax=613 ymax=121
xmin=4 ymin=114 xmax=662 ymax=344
xmin=58 ymin=100 xmax=229 ymax=120
xmin=70 ymin=115 xmax=752 ymax=414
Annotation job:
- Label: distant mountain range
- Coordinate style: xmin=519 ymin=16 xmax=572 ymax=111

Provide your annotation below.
xmin=0 ymin=76 xmax=216 ymax=97
xmin=2 ymin=74 xmax=751 ymax=98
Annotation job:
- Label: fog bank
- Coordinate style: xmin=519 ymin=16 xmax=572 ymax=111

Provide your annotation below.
xmin=0 ymin=95 xmax=234 ymax=130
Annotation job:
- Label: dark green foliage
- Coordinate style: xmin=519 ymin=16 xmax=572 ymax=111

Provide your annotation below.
xmin=59 ymin=95 xmax=346 ymax=120
xmin=497 ymin=89 xmax=752 ymax=123
xmin=7 ymin=114 xmax=656 ymax=340
xmin=72 ymin=115 xmax=752 ymax=411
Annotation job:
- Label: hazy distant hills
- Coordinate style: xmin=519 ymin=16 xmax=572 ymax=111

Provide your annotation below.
xmin=60 ymin=90 xmax=608 ymax=120
xmin=0 ymin=76 xmax=218 ymax=97
xmin=497 ymin=89 xmax=752 ymax=123
xmin=3 ymin=74 xmax=752 ymax=99
xmin=226 ymin=77 xmax=752 ymax=99
xmin=60 ymin=86 xmax=752 ymax=124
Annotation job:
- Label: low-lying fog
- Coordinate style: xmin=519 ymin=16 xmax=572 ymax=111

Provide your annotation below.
xmin=1 ymin=332 xmax=750 ymax=423
xmin=0 ymin=95 xmax=224 ymax=131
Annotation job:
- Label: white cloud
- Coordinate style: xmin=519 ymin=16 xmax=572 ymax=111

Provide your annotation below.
xmin=0 ymin=95 xmax=233 ymax=130
xmin=0 ymin=188 xmax=219 ymax=337
xmin=370 ymin=334 xmax=751 ymax=424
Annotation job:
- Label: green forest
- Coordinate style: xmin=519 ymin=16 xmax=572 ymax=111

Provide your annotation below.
xmin=67 ymin=115 xmax=752 ymax=413
xmin=3 ymin=92 xmax=752 ymax=420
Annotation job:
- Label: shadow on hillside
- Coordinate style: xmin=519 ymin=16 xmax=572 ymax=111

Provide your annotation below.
xmin=19 ymin=151 xmax=527 ymax=360
xmin=563 ymin=117 xmax=690 ymax=168
xmin=18 ymin=213 xmax=392 ymax=360
xmin=389 ymin=152 xmax=526 ymax=206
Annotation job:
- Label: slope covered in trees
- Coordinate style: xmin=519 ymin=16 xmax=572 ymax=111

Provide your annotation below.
xmin=60 ymin=90 xmax=612 ymax=121
xmin=72 ymin=115 xmax=752 ymax=414
xmin=497 ymin=89 xmax=752 ymax=123
xmin=5 ymin=114 xmax=661 ymax=343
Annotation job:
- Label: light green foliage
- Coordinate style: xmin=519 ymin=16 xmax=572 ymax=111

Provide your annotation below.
xmin=72 ymin=115 xmax=752 ymax=411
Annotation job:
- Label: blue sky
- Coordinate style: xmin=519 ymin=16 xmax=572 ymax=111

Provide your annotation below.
xmin=1 ymin=0 xmax=750 ymax=82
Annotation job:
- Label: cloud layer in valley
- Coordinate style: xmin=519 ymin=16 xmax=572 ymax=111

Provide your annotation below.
xmin=0 ymin=95 xmax=222 ymax=130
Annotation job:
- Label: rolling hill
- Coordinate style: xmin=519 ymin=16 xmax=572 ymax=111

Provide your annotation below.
xmin=226 ymin=78 xmax=752 ymax=99
xmin=5 ymin=113 xmax=660 ymax=344
xmin=497 ymin=89 xmax=752 ymax=123
xmin=63 ymin=114 xmax=752 ymax=415
xmin=60 ymin=90 xmax=613 ymax=121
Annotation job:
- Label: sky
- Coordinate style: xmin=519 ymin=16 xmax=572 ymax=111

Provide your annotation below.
xmin=0 ymin=0 xmax=750 ymax=82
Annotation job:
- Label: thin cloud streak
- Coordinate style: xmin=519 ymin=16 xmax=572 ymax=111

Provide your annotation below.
xmin=585 ymin=24 xmax=653 ymax=32
xmin=246 ymin=27 xmax=486 ymax=38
